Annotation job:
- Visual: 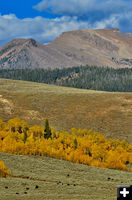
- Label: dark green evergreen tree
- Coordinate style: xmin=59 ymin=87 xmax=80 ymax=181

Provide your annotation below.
xmin=44 ymin=119 xmax=52 ymax=139
xmin=73 ymin=138 xmax=78 ymax=150
xmin=23 ymin=132 xmax=27 ymax=143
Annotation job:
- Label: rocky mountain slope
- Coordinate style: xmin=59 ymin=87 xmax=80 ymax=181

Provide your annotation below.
xmin=1 ymin=28 xmax=132 ymax=69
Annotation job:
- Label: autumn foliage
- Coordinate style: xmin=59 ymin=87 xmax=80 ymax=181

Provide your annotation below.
xmin=0 ymin=160 xmax=10 ymax=178
xmin=0 ymin=118 xmax=132 ymax=171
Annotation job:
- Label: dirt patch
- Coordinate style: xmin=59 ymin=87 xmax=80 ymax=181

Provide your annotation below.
xmin=0 ymin=95 xmax=13 ymax=115
xmin=23 ymin=109 xmax=42 ymax=121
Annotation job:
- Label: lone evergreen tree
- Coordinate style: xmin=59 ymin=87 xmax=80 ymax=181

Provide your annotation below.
xmin=23 ymin=132 xmax=27 ymax=143
xmin=73 ymin=138 xmax=78 ymax=150
xmin=44 ymin=119 xmax=52 ymax=139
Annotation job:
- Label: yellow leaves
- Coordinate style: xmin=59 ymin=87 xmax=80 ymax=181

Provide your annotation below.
xmin=71 ymin=127 xmax=77 ymax=136
xmin=105 ymin=151 xmax=130 ymax=171
xmin=0 ymin=161 xmax=10 ymax=178
xmin=121 ymin=140 xmax=129 ymax=150
xmin=8 ymin=117 xmax=29 ymax=133
xmin=0 ymin=130 xmax=8 ymax=140
xmin=8 ymin=117 xmax=21 ymax=132
xmin=0 ymin=118 xmax=132 ymax=171
xmin=30 ymin=125 xmax=43 ymax=138
xmin=90 ymin=160 xmax=103 ymax=168
xmin=0 ymin=120 xmax=6 ymax=131
xmin=91 ymin=144 xmax=106 ymax=161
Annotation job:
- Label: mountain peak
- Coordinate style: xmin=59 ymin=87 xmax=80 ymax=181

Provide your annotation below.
xmin=0 ymin=28 xmax=132 ymax=69
xmin=25 ymin=38 xmax=38 ymax=47
xmin=96 ymin=28 xmax=120 ymax=32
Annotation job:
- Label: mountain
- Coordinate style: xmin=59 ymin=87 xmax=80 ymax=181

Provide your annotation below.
xmin=1 ymin=28 xmax=132 ymax=69
xmin=0 ymin=37 xmax=79 ymax=69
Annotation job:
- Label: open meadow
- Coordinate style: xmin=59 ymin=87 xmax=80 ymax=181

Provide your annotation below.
xmin=0 ymin=78 xmax=131 ymax=143
xmin=0 ymin=152 xmax=132 ymax=200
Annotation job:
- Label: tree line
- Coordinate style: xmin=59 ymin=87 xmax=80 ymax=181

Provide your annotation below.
xmin=0 ymin=65 xmax=132 ymax=92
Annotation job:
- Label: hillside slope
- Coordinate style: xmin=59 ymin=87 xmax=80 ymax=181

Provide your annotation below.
xmin=1 ymin=28 xmax=132 ymax=69
xmin=0 ymin=153 xmax=132 ymax=200
xmin=0 ymin=79 xmax=131 ymax=143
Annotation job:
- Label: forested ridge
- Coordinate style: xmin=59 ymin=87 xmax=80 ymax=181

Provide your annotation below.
xmin=0 ymin=66 xmax=132 ymax=92
xmin=0 ymin=117 xmax=132 ymax=176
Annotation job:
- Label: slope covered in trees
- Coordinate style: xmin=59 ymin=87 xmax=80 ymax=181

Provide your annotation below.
xmin=0 ymin=118 xmax=132 ymax=171
xmin=0 ymin=66 xmax=132 ymax=92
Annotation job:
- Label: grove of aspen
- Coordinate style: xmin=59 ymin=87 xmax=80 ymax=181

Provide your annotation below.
xmin=0 ymin=117 xmax=132 ymax=177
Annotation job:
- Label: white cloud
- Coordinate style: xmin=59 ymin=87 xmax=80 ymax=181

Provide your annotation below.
xmin=0 ymin=14 xmax=91 ymax=46
xmin=33 ymin=0 xmax=132 ymax=34
xmin=34 ymin=0 xmax=132 ymax=17
xmin=94 ymin=14 xmax=120 ymax=29
xmin=0 ymin=8 xmax=132 ymax=47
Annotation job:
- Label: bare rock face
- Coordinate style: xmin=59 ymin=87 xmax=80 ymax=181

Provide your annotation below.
xmin=0 ymin=28 xmax=132 ymax=69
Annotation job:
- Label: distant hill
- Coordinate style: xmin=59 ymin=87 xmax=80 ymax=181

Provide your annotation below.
xmin=1 ymin=28 xmax=132 ymax=69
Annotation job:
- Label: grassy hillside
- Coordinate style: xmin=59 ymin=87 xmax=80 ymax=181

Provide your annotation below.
xmin=0 ymin=152 xmax=132 ymax=200
xmin=0 ymin=78 xmax=131 ymax=144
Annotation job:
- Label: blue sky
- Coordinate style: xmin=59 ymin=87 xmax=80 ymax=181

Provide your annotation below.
xmin=0 ymin=0 xmax=132 ymax=46
xmin=0 ymin=0 xmax=58 ymax=19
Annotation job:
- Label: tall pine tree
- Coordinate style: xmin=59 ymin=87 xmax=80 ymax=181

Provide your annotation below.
xmin=44 ymin=119 xmax=52 ymax=139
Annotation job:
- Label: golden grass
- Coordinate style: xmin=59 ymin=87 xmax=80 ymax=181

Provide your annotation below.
xmin=0 ymin=78 xmax=131 ymax=143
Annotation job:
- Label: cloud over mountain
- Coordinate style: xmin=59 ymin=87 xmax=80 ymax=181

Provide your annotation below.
xmin=0 ymin=14 xmax=90 ymax=46
xmin=34 ymin=0 xmax=132 ymax=32
xmin=0 ymin=0 xmax=132 ymax=46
